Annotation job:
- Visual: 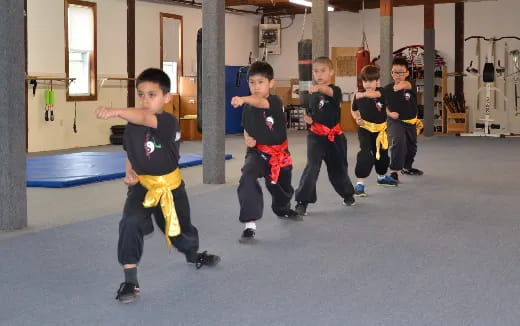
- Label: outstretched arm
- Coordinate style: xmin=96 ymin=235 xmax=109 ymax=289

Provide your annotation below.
xmin=95 ymin=107 xmax=158 ymax=128
xmin=309 ymin=85 xmax=333 ymax=97
xmin=231 ymin=95 xmax=270 ymax=109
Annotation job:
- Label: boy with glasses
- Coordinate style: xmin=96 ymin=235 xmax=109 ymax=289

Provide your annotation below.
xmin=383 ymin=57 xmax=424 ymax=183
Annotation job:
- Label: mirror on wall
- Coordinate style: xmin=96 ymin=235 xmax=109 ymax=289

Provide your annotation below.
xmin=160 ymin=13 xmax=183 ymax=94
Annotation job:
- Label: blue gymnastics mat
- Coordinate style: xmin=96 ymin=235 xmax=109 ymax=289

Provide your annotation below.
xmin=27 ymin=152 xmax=233 ymax=188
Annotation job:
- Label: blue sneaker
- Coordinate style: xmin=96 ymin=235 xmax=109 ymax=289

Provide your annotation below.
xmin=354 ymin=183 xmax=367 ymax=197
xmin=377 ymin=175 xmax=398 ymax=187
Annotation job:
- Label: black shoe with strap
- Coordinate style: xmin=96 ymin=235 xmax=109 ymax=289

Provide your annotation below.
xmin=276 ymin=209 xmax=303 ymax=221
xmin=239 ymin=228 xmax=256 ymax=244
xmin=295 ymin=202 xmax=308 ymax=216
xmin=189 ymin=251 xmax=220 ymax=269
xmin=402 ymin=168 xmax=424 ymax=176
xmin=390 ymin=172 xmax=400 ymax=183
xmin=115 ymin=282 xmax=140 ymax=304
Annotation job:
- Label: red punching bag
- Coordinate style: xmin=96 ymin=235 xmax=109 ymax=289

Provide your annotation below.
xmin=356 ymin=11 xmax=371 ymax=92
xmin=356 ymin=48 xmax=370 ymax=92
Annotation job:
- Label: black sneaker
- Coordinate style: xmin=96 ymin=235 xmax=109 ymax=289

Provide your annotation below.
xmin=295 ymin=202 xmax=308 ymax=216
xmin=190 ymin=251 xmax=220 ymax=269
xmin=402 ymin=168 xmax=424 ymax=176
xmin=239 ymin=228 xmax=256 ymax=244
xmin=115 ymin=282 xmax=140 ymax=304
xmin=343 ymin=196 xmax=356 ymax=206
xmin=276 ymin=209 xmax=303 ymax=221
xmin=390 ymin=172 xmax=400 ymax=183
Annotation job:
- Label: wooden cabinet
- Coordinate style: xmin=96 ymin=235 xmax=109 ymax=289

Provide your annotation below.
xmin=179 ymin=76 xmax=197 ymax=97
xmin=180 ymin=118 xmax=201 ymax=141
xmin=340 ymin=101 xmax=358 ymax=131
xmin=180 ymin=96 xmax=197 ymax=117
xmin=163 ymin=94 xmax=180 ymax=119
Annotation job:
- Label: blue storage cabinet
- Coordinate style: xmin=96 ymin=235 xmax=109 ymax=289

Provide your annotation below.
xmin=225 ymin=65 xmax=250 ymax=134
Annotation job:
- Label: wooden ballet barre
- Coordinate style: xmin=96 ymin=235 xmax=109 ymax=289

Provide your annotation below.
xmin=25 ymin=76 xmax=76 ymax=94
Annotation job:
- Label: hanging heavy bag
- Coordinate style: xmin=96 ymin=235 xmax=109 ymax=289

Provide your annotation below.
xmin=356 ymin=49 xmax=371 ymax=91
xmin=298 ymin=39 xmax=313 ymax=110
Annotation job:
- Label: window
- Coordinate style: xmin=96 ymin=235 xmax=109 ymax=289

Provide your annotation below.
xmin=65 ymin=0 xmax=97 ymax=101
xmin=162 ymin=61 xmax=178 ymax=93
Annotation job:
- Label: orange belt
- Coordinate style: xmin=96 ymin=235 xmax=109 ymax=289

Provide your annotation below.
xmin=310 ymin=122 xmax=343 ymax=142
xmin=255 ymin=140 xmax=292 ymax=184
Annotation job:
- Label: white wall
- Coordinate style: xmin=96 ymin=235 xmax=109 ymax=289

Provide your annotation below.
xmin=27 ymin=0 xmax=128 ymax=153
xmin=27 ymin=0 xmax=259 ymax=152
xmin=269 ymin=0 xmax=520 ymax=132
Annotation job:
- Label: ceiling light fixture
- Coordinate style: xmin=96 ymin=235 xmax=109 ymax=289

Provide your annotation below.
xmin=289 ymin=0 xmax=335 ymax=12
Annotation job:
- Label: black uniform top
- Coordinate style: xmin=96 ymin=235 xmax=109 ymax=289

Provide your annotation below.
xmin=242 ymin=95 xmax=287 ymax=146
xmin=307 ymin=84 xmax=343 ymax=128
xmin=383 ymin=80 xmax=418 ymax=120
xmin=351 ymin=87 xmax=387 ymax=124
xmin=123 ymin=112 xmax=180 ymax=176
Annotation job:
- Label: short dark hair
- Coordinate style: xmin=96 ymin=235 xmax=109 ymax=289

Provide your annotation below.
xmin=392 ymin=56 xmax=409 ymax=69
xmin=360 ymin=65 xmax=380 ymax=81
xmin=313 ymin=56 xmax=334 ymax=69
xmin=247 ymin=61 xmax=274 ymax=81
xmin=136 ymin=68 xmax=171 ymax=94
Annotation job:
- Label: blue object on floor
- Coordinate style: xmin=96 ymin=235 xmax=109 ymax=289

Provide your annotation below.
xmin=27 ymin=152 xmax=233 ymax=188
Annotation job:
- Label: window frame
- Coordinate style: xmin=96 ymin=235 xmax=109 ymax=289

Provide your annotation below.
xmin=64 ymin=0 xmax=97 ymax=101
xmin=160 ymin=12 xmax=183 ymax=94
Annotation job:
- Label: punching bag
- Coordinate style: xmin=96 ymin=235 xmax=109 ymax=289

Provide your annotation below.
xmin=298 ymin=39 xmax=313 ymax=110
xmin=356 ymin=48 xmax=371 ymax=91
xmin=197 ymin=28 xmax=203 ymax=133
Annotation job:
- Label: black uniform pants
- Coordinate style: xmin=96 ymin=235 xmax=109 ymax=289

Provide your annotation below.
xmin=238 ymin=149 xmax=294 ymax=223
xmin=295 ymin=132 xmax=355 ymax=204
xmin=355 ymin=127 xmax=390 ymax=178
xmin=388 ymin=119 xmax=418 ymax=171
xmin=118 ymin=182 xmax=199 ymax=265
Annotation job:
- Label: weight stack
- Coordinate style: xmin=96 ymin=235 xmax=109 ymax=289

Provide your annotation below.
xmin=298 ymin=39 xmax=313 ymax=110
xmin=110 ymin=125 xmax=125 ymax=145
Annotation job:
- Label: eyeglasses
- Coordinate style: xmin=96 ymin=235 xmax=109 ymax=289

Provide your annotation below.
xmin=391 ymin=71 xmax=407 ymax=75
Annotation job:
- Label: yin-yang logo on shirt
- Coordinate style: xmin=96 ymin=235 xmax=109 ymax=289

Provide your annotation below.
xmin=265 ymin=116 xmax=274 ymax=130
xmin=376 ymin=101 xmax=383 ymax=111
xmin=404 ymin=92 xmax=411 ymax=101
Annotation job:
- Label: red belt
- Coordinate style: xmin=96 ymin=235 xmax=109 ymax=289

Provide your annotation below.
xmin=255 ymin=140 xmax=292 ymax=184
xmin=310 ymin=122 xmax=342 ymax=142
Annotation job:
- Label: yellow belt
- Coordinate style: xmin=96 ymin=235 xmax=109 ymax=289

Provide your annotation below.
xmin=360 ymin=120 xmax=388 ymax=160
xmin=138 ymin=168 xmax=182 ymax=248
xmin=402 ymin=117 xmax=424 ymax=135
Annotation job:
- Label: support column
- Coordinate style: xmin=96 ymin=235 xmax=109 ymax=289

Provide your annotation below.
xmin=202 ymin=0 xmax=225 ymax=184
xmin=423 ymin=1 xmax=435 ymax=137
xmin=454 ymin=2 xmax=464 ymax=98
xmin=312 ymin=0 xmax=329 ymax=58
xmin=380 ymin=0 xmax=393 ymax=86
xmin=127 ymin=0 xmax=135 ymax=107
xmin=0 ymin=0 xmax=27 ymax=230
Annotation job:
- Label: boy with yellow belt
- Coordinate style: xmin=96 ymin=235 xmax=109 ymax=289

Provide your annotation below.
xmin=383 ymin=57 xmax=424 ymax=183
xmin=96 ymin=68 xmax=220 ymax=304
xmin=351 ymin=65 xmax=398 ymax=197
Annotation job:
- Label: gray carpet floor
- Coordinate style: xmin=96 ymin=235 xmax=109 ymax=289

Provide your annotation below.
xmin=1 ymin=135 xmax=520 ymax=325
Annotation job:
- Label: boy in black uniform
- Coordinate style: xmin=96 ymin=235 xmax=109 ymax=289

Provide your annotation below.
xmin=231 ymin=61 xmax=301 ymax=243
xmin=383 ymin=57 xmax=424 ymax=183
xmin=294 ymin=57 xmax=356 ymax=216
xmin=95 ymin=68 xmax=220 ymax=304
xmin=351 ymin=65 xmax=398 ymax=197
